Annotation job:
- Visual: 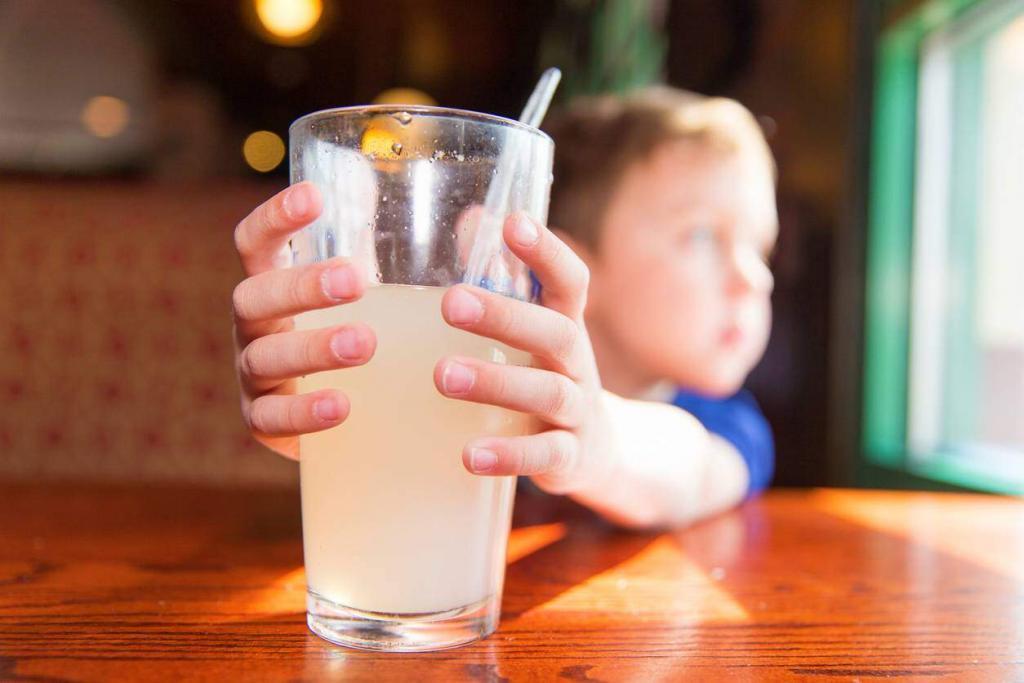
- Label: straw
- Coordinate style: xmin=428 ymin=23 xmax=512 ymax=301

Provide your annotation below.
xmin=518 ymin=67 xmax=562 ymax=129
xmin=463 ymin=67 xmax=562 ymax=290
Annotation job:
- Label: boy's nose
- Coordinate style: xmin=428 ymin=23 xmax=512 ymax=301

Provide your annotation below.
xmin=725 ymin=246 xmax=774 ymax=297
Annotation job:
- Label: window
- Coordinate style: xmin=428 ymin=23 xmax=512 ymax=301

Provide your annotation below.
xmin=864 ymin=0 xmax=1024 ymax=491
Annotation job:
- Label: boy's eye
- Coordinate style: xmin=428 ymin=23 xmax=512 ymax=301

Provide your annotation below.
xmin=680 ymin=225 xmax=718 ymax=248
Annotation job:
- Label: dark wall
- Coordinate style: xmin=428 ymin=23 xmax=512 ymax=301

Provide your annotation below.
xmin=667 ymin=0 xmax=859 ymax=486
xmin=123 ymin=0 xmax=554 ymax=148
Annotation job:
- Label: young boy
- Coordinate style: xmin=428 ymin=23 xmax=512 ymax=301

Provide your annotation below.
xmin=231 ymin=86 xmax=776 ymax=529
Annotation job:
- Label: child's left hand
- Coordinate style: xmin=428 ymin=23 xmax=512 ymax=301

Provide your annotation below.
xmin=435 ymin=213 xmax=615 ymax=495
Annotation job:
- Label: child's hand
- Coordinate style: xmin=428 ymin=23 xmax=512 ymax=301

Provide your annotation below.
xmin=435 ymin=214 xmax=615 ymax=495
xmin=232 ymin=182 xmax=376 ymax=459
xmin=231 ymin=183 xmax=614 ymax=496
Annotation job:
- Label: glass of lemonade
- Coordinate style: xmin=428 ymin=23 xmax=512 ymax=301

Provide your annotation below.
xmin=288 ymin=106 xmax=553 ymax=651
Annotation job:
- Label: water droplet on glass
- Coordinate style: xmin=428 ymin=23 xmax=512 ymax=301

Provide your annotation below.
xmin=391 ymin=142 xmax=403 ymax=156
xmin=393 ymin=111 xmax=413 ymax=126
xmin=382 ymin=195 xmax=388 ymax=202
xmin=455 ymin=152 xmax=465 ymax=162
xmin=431 ymin=150 xmax=444 ymax=161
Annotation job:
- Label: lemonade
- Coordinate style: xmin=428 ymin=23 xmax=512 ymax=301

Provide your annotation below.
xmin=296 ymin=284 xmax=530 ymax=615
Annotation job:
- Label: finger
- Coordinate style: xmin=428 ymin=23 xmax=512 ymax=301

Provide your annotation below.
xmin=239 ymin=323 xmax=376 ymax=394
xmin=246 ymin=388 xmax=349 ymax=437
xmin=239 ymin=380 xmax=299 ymax=460
xmin=461 ymin=430 xmax=581 ymax=489
xmin=434 ymin=356 xmax=583 ymax=429
xmin=441 ymin=285 xmax=586 ymax=380
xmin=232 ymin=257 xmax=365 ymax=343
xmin=502 ymin=212 xmax=589 ymax=319
xmin=234 ymin=182 xmax=323 ymax=276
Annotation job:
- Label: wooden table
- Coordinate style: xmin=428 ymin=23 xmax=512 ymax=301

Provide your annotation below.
xmin=2 ymin=484 xmax=1022 ymax=681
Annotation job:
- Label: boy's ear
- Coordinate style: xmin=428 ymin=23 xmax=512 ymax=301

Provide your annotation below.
xmin=551 ymin=226 xmax=596 ymax=268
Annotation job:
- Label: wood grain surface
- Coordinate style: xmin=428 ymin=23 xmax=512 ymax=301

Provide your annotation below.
xmin=1 ymin=483 xmax=1023 ymax=681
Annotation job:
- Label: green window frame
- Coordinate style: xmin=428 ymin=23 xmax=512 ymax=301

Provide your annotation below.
xmin=863 ymin=0 xmax=1024 ymax=493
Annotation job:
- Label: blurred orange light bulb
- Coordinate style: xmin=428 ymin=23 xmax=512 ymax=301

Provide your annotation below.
xmin=372 ymin=88 xmax=437 ymax=107
xmin=80 ymin=96 xmax=130 ymax=139
xmin=360 ymin=126 xmax=403 ymax=160
xmin=254 ymin=0 xmax=322 ymax=39
xmin=243 ymin=130 xmax=286 ymax=172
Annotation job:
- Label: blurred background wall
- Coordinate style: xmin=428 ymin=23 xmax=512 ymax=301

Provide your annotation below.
xmin=1 ymin=0 xmax=1021 ymax=492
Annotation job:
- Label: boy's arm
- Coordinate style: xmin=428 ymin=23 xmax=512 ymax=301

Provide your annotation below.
xmin=430 ymin=214 xmax=763 ymax=528
xmin=564 ymin=391 xmax=750 ymax=529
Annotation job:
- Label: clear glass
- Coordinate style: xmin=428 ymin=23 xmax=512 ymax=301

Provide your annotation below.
xmin=289 ymin=105 xmax=553 ymax=651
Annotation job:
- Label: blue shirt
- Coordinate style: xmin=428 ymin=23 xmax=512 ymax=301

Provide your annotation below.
xmin=670 ymin=389 xmax=774 ymax=497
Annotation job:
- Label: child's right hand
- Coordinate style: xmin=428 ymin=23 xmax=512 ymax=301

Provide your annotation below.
xmin=231 ymin=182 xmax=376 ymax=459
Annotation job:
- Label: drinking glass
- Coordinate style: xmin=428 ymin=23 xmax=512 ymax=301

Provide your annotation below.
xmin=289 ymin=105 xmax=553 ymax=651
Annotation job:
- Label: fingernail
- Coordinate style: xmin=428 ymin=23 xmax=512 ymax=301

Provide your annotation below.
xmin=330 ymin=328 xmax=363 ymax=361
xmin=313 ymin=398 xmax=341 ymax=422
xmin=323 ymin=266 xmax=358 ymax=300
xmin=470 ymin=448 xmax=498 ymax=472
xmin=512 ymin=214 xmax=539 ymax=247
xmin=283 ymin=185 xmax=309 ymax=220
xmin=447 ymin=288 xmax=484 ymax=325
xmin=441 ymin=361 xmax=475 ymax=395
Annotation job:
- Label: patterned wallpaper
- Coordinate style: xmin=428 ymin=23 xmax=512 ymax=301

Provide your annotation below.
xmin=0 ymin=180 xmax=297 ymax=487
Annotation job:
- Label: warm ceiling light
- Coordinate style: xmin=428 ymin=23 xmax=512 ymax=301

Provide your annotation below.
xmin=254 ymin=0 xmax=323 ymax=41
xmin=360 ymin=126 xmax=403 ymax=160
xmin=80 ymin=96 xmax=130 ymax=139
xmin=243 ymin=130 xmax=286 ymax=172
xmin=372 ymin=88 xmax=437 ymax=107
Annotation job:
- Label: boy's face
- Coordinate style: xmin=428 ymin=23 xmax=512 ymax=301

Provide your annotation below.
xmin=584 ymin=140 xmax=777 ymax=397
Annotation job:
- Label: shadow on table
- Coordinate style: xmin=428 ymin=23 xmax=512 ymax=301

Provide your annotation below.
xmin=502 ymin=505 xmax=659 ymax=618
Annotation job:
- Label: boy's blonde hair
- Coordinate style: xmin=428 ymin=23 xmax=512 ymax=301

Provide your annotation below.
xmin=543 ymin=86 xmax=776 ymax=249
